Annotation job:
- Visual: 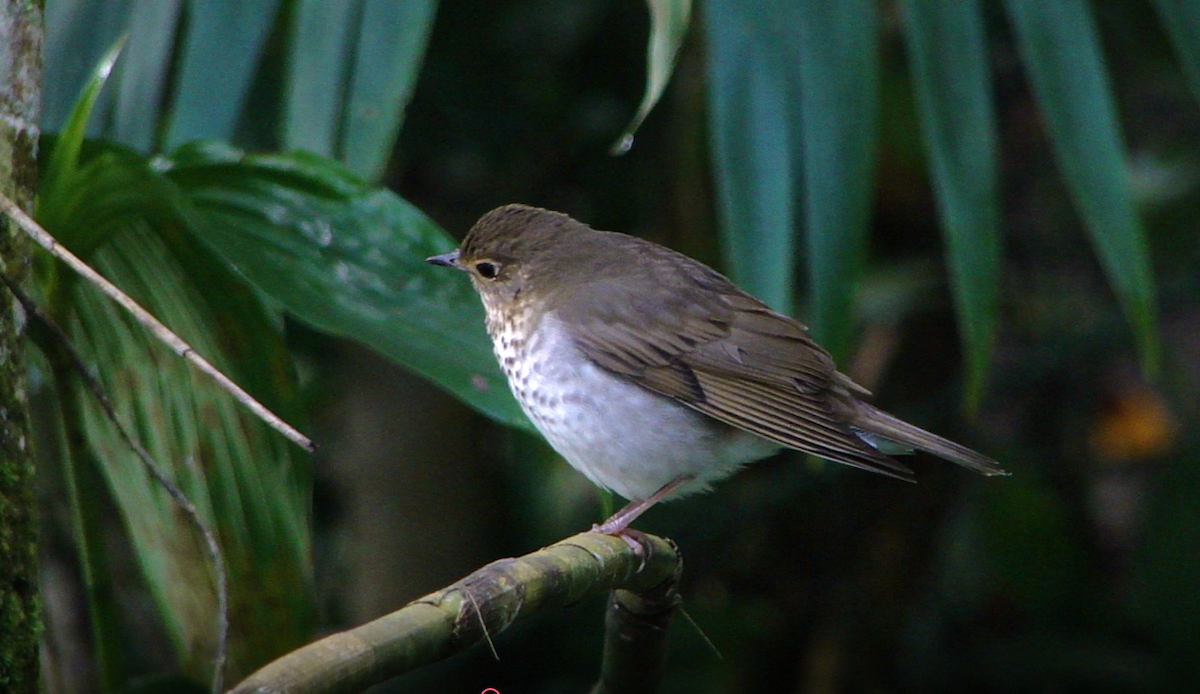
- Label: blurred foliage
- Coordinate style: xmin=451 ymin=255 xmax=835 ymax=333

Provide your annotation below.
xmin=24 ymin=0 xmax=1200 ymax=693
xmin=35 ymin=44 xmax=314 ymax=688
xmin=159 ymin=141 xmax=527 ymax=428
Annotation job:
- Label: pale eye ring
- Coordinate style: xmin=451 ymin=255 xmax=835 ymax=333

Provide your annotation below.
xmin=475 ymin=261 xmax=500 ymax=279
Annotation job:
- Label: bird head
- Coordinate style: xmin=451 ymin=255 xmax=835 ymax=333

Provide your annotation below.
xmin=427 ymin=204 xmax=583 ymax=310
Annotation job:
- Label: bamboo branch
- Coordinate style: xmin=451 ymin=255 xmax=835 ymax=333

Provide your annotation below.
xmin=590 ymin=569 xmax=682 ymax=693
xmin=229 ymin=532 xmax=682 ymax=694
xmin=0 ymin=191 xmax=314 ymax=452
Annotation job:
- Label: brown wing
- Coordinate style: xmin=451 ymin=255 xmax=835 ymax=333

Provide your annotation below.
xmin=554 ymin=262 xmax=913 ymax=480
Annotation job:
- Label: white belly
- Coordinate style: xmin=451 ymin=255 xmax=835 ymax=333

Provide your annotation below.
xmin=494 ymin=313 xmax=778 ymax=501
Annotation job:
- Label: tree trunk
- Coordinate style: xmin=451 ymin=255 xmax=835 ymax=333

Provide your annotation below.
xmin=0 ymin=2 xmax=43 ymax=693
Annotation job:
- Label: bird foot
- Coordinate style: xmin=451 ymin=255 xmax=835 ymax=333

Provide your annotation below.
xmin=588 ymin=475 xmax=695 ymax=567
xmin=590 ymin=522 xmax=650 ymax=567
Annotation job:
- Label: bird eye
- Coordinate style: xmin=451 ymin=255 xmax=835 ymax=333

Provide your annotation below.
xmin=475 ymin=261 xmax=500 ymax=279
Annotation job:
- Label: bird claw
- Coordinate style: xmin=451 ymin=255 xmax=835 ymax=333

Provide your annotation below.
xmin=590 ymin=523 xmax=649 ymax=570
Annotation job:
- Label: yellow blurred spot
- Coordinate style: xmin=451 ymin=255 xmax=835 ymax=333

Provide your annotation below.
xmin=1089 ymin=386 xmax=1178 ymax=463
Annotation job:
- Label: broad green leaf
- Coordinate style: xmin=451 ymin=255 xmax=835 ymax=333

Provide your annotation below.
xmin=165 ymin=0 xmax=283 ymax=147
xmin=1004 ymin=0 xmax=1159 ymax=372
xmin=612 ymin=0 xmax=692 ymax=155
xmin=40 ymin=143 xmax=187 ymax=260
xmin=67 ymin=223 xmax=312 ymax=686
xmin=796 ymin=0 xmax=880 ymax=362
xmin=704 ymin=0 xmax=801 ymax=316
xmin=339 ymin=0 xmax=439 ymax=179
xmin=1151 ymin=0 xmax=1200 ymax=107
xmin=282 ymin=0 xmax=359 ymax=158
xmin=112 ymin=0 xmax=183 ymax=151
xmin=900 ymin=0 xmax=1001 ymax=410
xmin=159 ymin=143 xmax=531 ymax=430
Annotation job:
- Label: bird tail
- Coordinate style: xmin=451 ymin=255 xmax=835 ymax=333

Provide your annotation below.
xmin=849 ymin=402 xmax=1008 ymax=477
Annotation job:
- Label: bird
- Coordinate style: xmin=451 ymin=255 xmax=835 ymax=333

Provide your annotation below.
xmin=428 ymin=204 xmax=1007 ymax=534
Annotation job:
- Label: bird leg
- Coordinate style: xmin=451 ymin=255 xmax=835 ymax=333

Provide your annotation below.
xmin=593 ymin=475 xmax=694 ymax=536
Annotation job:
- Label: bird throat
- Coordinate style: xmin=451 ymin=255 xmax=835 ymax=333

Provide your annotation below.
xmin=481 ymin=290 xmax=535 ymax=390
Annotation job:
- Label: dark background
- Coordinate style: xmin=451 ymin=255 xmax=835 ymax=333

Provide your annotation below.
xmin=303 ymin=1 xmax=1200 ymax=692
xmin=30 ymin=1 xmax=1200 ymax=692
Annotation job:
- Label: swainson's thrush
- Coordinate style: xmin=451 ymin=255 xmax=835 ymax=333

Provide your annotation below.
xmin=429 ymin=204 xmax=1006 ymax=533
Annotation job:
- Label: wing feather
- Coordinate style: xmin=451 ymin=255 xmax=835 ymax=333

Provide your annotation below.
xmin=551 ymin=248 xmax=911 ymax=479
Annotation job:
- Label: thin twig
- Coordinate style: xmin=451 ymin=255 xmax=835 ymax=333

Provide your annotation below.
xmin=677 ymin=605 xmax=722 ymax=660
xmin=2 ymin=275 xmax=230 ymax=694
xmin=0 ymin=191 xmax=315 ymax=452
xmin=464 ymin=589 xmax=500 ymax=661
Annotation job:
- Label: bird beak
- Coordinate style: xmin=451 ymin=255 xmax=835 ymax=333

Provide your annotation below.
xmin=426 ymin=249 xmax=463 ymax=269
